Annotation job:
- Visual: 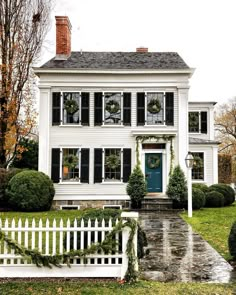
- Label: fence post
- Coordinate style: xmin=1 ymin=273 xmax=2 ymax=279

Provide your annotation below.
xmin=120 ymin=212 xmax=139 ymax=279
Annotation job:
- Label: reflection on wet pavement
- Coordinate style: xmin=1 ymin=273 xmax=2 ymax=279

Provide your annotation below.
xmin=139 ymin=212 xmax=236 ymax=283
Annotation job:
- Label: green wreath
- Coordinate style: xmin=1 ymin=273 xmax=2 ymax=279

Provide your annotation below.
xmin=105 ymin=154 xmax=120 ymax=169
xmin=147 ymin=154 xmax=160 ymax=169
xmin=147 ymin=99 xmax=161 ymax=114
xmin=105 ymin=100 xmax=120 ymax=114
xmin=64 ymin=99 xmax=79 ymax=114
xmin=63 ymin=154 xmax=79 ymax=169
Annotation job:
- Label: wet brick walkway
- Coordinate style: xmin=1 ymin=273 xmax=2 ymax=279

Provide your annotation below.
xmin=139 ymin=212 xmax=236 ymax=283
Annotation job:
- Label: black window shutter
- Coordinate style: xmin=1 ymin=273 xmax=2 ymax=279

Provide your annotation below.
xmin=123 ymin=149 xmax=131 ymax=183
xmin=51 ymin=148 xmax=60 ymax=183
xmin=94 ymin=93 xmax=103 ymax=125
xmin=94 ymin=149 xmax=103 ymax=183
xmin=201 ymin=112 xmax=207 ymax=134
xmin=137 ymin=93 xmax=145 ymax=125
xmin=52 ymin=92 xmax=61 ymax=125
xmin=80 ymin=148 xmax=89 ymax=183
xmin=123 ymin=93 xmax=131 ymax=126
xmin=81 ymin=92 xmax=90 ymax=126
xmin=165 ymin=92 xmax=174 ymax=126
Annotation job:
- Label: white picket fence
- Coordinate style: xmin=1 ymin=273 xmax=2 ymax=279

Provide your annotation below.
xmin=0 ymin=212 xmax=138 ymax=278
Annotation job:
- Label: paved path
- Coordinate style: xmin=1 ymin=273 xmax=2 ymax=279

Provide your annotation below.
xmin=139 ymin=212 xmax=236 ymax=283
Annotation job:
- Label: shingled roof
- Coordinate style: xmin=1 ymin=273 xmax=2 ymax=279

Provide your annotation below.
xmin=189 ymin=137 xmax=220 ymax=145
xmin=41 ymin=51 xmax=189 ymax=70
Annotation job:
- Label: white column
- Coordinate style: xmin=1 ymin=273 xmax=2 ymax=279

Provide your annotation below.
xmin=178 ymin=88 xmax=189 ymax=177
xmin=212 ymin=146 xmax=218 ymax=184
xmin=38 ymin=88 xmax=50 ymax=175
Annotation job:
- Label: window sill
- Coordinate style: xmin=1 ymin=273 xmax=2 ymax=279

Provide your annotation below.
xmin=101 ymin=125 xmax=125 ymax=128
xmin=58 ymin=181 xmax=81 ymax=185
xmin=144 ymin=124 xmax=166 ymax=127
xmin=101 ymin=181 xmax=125 ymax=185
xmin=192 ymin=180 xmax=206 ymax=183
xmin=59 ymin=124 xmax=83 ymax=128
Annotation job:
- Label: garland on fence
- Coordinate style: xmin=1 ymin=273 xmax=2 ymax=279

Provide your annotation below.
xmin=135 ymin=135 xmax=175 ymax=175
xmin=0 ymin=218 xmax=138 ymax=283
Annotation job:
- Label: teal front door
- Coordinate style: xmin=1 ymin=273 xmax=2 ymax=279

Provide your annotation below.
xmin=145 ymin=153 xmax=162 ymax=193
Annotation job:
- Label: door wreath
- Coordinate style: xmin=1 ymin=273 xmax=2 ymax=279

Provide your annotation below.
xmin=105 ymin=100 xmax=120 ymax=114
xmin=147 ymin=154 xmax=160 ymax=169
xmin=64 ymin=100 xmax=79 ymax=114
xmin=105 ymin=154 xmax=120 ymax=169
xmin=147 ymin=99 xmax=161 ymax=114
xmin=63 ymin=154 xmax=79 ymax=169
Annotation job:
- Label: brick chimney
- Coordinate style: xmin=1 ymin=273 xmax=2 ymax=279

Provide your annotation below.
xmin=55 ymin=16 xmax=72 ymax=58
xmin=136 ymin=47 xmax=148 ymax=53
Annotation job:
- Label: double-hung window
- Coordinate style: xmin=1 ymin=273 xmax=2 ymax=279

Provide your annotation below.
xmin=51 ymin=148 xmax=90 ymax=183
xmin=191 ymin=152 xmax=204 ymax=181
xmin=94 ymin=148 xmax=132 ymax=183
xmin=137 ymin=92 xmax=174 ymax=126
xmin=189 ymin=111 xmax=207 ymax=133
xmin=94 ymin=92 xmax=131 ymax=126
xmin=52 ymin=92 xmax=89 ymax=126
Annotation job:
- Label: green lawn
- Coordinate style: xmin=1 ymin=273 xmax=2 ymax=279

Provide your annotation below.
xmin=0 ymin=281 xmax=235 ymax=295
xmin=181 ymin=202 xmax=236 ymax=260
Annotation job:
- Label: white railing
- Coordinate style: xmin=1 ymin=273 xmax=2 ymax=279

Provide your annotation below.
xmin=0 ymin=212 xmax=138 ymax=278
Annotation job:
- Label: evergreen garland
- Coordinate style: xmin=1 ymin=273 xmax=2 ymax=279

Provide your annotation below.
xmin=0 ymin=218 xmax=138 ymax=283
xmin=135 ymin=135 xmax=175 ymax=174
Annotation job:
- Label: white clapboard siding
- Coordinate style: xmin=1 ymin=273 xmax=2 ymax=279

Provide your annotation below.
xmin=0 ymin=212 xmax=138 ymax=278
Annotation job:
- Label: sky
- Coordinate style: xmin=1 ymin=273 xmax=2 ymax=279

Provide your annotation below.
xmin=39 ymin=0 xmax=236 ymax=104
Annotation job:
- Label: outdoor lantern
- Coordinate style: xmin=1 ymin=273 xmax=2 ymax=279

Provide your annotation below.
xmin=185 ymin=151 xmax=194 ymax=218
xmin=185 ymin=152 xmax=194 ymax=169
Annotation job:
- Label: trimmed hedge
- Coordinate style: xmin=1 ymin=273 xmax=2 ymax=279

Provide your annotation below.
xmin=0 ymin=168 xmax=22 ymax=208
xmin=6 ymin=170 xmax=55 ymax=212
xmin=208 ymin=184 xmax=235 ymax=206
xmin=228 ymin=221 xmax=236 ymax=259
xmin=205 ymin=191 xmax=224 ymax=208
xmin=192 ymin=183 xmax=209 ymax=194
xmin=192 ymin=188 xmax=206 ymax=210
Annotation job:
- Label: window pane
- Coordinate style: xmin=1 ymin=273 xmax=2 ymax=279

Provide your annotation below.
xmin=104 ymin=149 xmax=121 ymax=181
xmin=63 ymin=92 xmax=80 ymax=124
xmin=62 ymin=148 xmax=80 ymax=181
xmin=104 ymin=93 xmax=121 ymax=125
xmin=147 ymin=93 xmax=164 ymax=125
xmin=189 ymin=112 xmax=199 ymax=132
xmin=192 ymin=152 xmax=204 ymax=180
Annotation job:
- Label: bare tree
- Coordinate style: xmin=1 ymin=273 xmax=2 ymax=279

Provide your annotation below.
xmin=215 ymin=98 xmax=236 ymax=154
xmin=0 ymin=0 xmax=51 ymax=167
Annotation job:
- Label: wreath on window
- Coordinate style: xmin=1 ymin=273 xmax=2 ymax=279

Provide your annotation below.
xmin=64 ymin=100 xmax=79 ymax=114
xmin=63 ymin=154 xmax=79 ymax=169
xmin=105 ymin=100 xmax=120 ymax=114
xmin=147 ymin=154 xmax=160 ymax=169
xmin=147 ymin=99 xmax=161 ymax=114
xmin=105 ymin=154 xmax=120 ymax=169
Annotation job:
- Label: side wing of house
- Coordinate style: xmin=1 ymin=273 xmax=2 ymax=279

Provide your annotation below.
xmin=188 ymin=102 xmax=219 ymax=186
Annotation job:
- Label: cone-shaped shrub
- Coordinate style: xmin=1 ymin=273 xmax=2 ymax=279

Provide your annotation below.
xmin=126 ymin=165 xmax=146 ymax=209
xmin=166 ymin=165 xmax=187 ymax=208
xmin=6 ymin=170 xmax=55 ymax=211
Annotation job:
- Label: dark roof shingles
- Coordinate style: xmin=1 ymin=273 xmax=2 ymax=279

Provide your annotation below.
xmin=41 ymin=52 xmax=189 ymax=70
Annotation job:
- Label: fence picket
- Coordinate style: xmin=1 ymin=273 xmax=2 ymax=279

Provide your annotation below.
xmin=52 ymin=219 xmax=56 ymax=255
xmin=10 ymin=219 xmax=16 ymax=265
xmin=80 ymin=218 xmax=84 ymax=264
xmin=32 ymin=219 xmax=36 ymax=250
xmin=3 ymin=219 xmax=9 ymax=265
xmin=73 ymin=218 xmax=77 ymax=264
xmin=38 ymin=219 xmax=42 ymax=252
xmin=45 ymin=219 xmax=50 ymax=255
xmin=17 ymin=219 xmax=22 ymax=264
xmin=59 ymin=219 xmax=63 ymax=254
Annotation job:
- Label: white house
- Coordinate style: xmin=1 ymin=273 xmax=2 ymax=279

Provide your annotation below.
xmin=34 ymin=16 xmax=218 ymax=209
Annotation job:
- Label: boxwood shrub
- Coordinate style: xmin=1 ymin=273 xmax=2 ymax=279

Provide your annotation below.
xmin=192 ymin=183 xmax=209 ymax=194
xmin=208 ymin=184 xmax=235 ymax=206
xmin=192 ymin=188 xmax=206 ymax=210
xmin=6 ymin=170 xmax=55 ymax=211
xmin=205 ymin=191 xmax=224 ymax=208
